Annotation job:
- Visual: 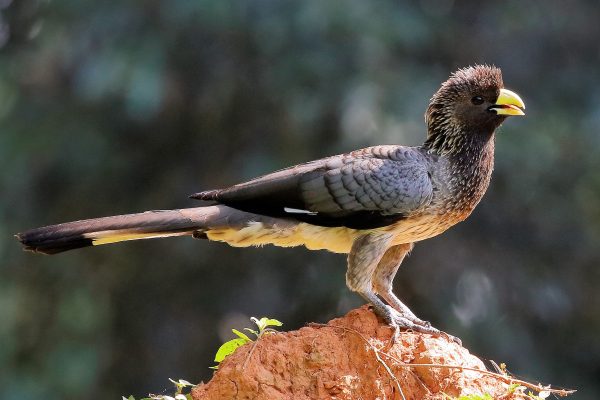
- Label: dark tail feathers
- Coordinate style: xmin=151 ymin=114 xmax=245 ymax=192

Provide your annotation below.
xmin=17 ymin=209 xmax=206 ymax=255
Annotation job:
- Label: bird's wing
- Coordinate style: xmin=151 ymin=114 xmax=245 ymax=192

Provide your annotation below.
xmin=191 ymin=145 xmax=433 ymax=229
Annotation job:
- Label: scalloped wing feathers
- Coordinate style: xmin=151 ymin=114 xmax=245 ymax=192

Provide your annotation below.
xmin=197 ymin=146 xmax=433 ymax=229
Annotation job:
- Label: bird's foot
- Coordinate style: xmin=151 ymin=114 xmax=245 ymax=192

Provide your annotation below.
xmin=382 ymin=295 xmax=433 ymax=328
xmin=361 ymin=292 xmax=462 ymax=345
xmin=406 ymin=315 xmax=432 ymax=329
xmin=377 ymin=305 xmax=462 ymax=346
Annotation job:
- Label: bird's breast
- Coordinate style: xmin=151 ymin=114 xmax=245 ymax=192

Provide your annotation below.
xmin=383 ymin=211 xmax=466 ymax=245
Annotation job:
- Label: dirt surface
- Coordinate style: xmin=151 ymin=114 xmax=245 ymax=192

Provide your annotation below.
xmin=192 ymin=306 xmax=513 ymax=400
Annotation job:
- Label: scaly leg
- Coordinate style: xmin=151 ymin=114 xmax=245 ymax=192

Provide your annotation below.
xmin=346 ymin=235 xmax=454 ymax=340
xmin=372 ymin=243 xmax=431 ymax=326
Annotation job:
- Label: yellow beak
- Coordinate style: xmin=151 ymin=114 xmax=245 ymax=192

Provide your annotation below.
xmin=492 ymin=88 xmax=525 ymax=116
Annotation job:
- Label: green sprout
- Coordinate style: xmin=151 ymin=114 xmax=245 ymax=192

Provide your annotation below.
xmin=122 ymin=378 xmax=196 ymax=400
xmin=212 ymin=317 xmax=283 ymax=369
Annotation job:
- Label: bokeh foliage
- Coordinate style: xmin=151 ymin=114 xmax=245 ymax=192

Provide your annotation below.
xmin=1 ymin=1 xmax=599 ymax=399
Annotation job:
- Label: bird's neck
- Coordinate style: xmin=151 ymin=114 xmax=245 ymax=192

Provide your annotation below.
xmin=447 ymin=131 xmax=495 ymax=185
xmin=423 ymin=127 xmax=496 ymax=213
xmin=422 ymin=124 xmax=494 ymax=157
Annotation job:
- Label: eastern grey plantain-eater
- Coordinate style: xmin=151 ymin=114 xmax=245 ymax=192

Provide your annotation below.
xmin=17 ymin=65 xmax=525 ymax=342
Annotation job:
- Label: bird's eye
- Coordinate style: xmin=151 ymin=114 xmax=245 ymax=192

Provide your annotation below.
xmin=471 ymin=96 xmax=484 ymax=105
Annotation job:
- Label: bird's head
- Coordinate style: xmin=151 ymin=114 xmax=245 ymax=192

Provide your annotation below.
xmin=424 ymin=65 xmax=525 ymax=154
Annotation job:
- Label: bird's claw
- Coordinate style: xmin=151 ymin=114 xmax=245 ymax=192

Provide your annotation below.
xmin=412 ymin=317 xmax=432 ymax=328
xmin=383 ymin=306 xmax=461 ymax=346
xmin=444 ymin=332 xmax=462 ymax=346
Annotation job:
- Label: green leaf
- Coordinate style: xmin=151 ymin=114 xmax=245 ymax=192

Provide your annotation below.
xmin=507 ymin=383 xmax=521 ymax=394
xmin=263 ymin=318 xmax=283 ymax=328
xmin=232 ymin=328 xmax=252 ymax=342
xmin=252 ymin=317 xmax=283 ymax=332
xmin=214 ymin=338 xmax=247 ymax=362
xmin=257 ymin=317 xmax=268 ymax=331
xmin=244 ymin=327 xmax=259 ymax=336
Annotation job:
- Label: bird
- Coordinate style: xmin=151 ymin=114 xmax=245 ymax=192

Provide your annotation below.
xmin=17 ymin=65 xmax=524 ymax=342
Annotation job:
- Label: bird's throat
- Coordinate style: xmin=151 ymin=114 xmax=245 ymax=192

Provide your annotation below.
xmin=423 ymin=124 xmax=495 ymax=157
xmin=446 ymin=132 xmax=496 ymax=214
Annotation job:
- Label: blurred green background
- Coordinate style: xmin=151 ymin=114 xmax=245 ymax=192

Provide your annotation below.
xmin=2 ymin=1 xmax=599 ymax=399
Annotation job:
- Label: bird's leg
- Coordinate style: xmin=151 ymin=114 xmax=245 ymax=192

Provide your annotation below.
xmin=347 ymin=235 xmax=439 ymax=334
xmin=372 ymin=243 xmax=431 ymax=327
xmin=347 ymin=234 xmax=401 ymax=325
xmin=348 ymin=238 xmax=462 ymax=345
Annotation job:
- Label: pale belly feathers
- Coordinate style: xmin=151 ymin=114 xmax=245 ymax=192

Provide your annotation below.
xmin=205 ymin=212 xmax=463 ymax=254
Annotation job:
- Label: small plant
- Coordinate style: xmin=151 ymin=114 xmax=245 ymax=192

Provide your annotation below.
xmin=500 ymin=385 xmax=551 ymax=400
xmin=121 ymin=317 xmax=282 ymax=399
xmin=444 ymin=380 xmax=552 ymax=400
xmin=122 ymin=378 xmax=195 ymax=400
xmin=212 ymin=317 xmax=283 ymax=369
xmin=453 ymin=395 xmax=493 ymax=400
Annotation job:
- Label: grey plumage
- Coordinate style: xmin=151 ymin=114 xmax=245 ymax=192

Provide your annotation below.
xmin=17 ymin=65 xmax=525 ymax=342
xmin=191 ymin=145 xmax=433 ymax=230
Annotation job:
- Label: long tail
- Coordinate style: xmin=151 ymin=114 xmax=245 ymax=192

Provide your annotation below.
xmin=16 ymin=206 xmax=228 ymax=255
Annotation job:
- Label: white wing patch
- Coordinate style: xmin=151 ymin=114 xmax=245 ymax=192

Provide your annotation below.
xmin=283 ymin=207 xmax=318 ymax=215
